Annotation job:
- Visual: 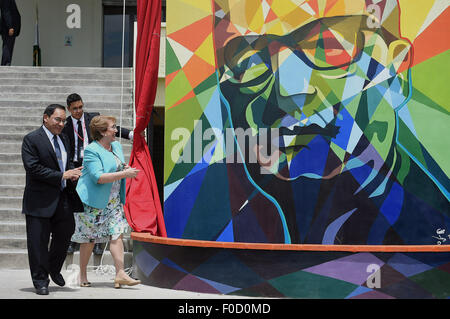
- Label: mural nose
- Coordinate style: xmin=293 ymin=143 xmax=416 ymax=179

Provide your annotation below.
xmin=277 ymin=48 xmax=315 ymax=97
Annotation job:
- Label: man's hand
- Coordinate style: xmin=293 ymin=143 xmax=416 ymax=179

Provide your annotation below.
xmin=63 ymin=166 xmax=83 ymax=181
xmin=8 ymin=29 xmax=14 ymax=36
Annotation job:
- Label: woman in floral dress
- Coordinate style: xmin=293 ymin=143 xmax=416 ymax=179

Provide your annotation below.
xmin=72 ymin=115 xmax=140 ymax=288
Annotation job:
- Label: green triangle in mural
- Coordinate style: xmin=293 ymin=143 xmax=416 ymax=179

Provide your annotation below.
xmin=166 ymin=39 xmax=182 ymax=75
xmin=411 ymin=50 xmax=450 ymax=113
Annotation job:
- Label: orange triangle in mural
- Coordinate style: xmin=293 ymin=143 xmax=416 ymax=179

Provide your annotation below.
xmin=166 ymin=69 xmax=180 ymax=87
xmin=183 ymin=54 xmax=216 ymax=89
xmin=265 ymin=8 xmax=278 ymax=23
xmin=412 ymin=8 xmax=450 ymax=68
xmin=307 ymin=0 xmax=320 ymax=17
xmin=169 ymin=16 xmax=212 ymax=52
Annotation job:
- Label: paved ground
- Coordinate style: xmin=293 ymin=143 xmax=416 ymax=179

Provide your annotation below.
xmin=0 ymin=268 xmax=254 ymax=299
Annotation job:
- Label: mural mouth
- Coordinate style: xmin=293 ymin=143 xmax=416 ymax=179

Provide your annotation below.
xmin=279 ymin=144 xmax=309 ymax=153
xmin=276 ymin=123 xmax=339 ymax=153
xmin=279 ymin=123 xmax=339 ymax=137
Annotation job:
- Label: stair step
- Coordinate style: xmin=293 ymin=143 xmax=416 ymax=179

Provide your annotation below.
xmin=0 ymin=164 xmax=24 ymax=174
xmin=0 ymin=133 xmax=25 ymax=143
xmin=0 ymin=66 xmax=133 ymax=74
xmin=0 ymin=208 xmax=23 ymax=222
xmin=0 ymin=235 xmax=27 ymax=249
xmin=0 ymin=143 xmax=21 ymax=153
xmin=0 ymin=153 xmax=21 ymax=161
xmin=0 ymin=248 xmax=29 ymax=269
xmin=0 ymin=100 xmax=133 ymax=108
xmin=0 ymin=195 xmax=22 ymax=210
xmin=0 ymin=220 xmax=26 ymax=235
xmin=0 ymin=106 xmax=134 ymax=119
xmin=0 ymin=93 xmax=133 ymax=102
xmin=0 ymin=185 xmax=24 ymax=197
xmin=0 ymin=78 xmax=133 ymax=88
xmin=0 ymin=72 xmax=133 ymax=81
xmin=0 ymin=85 xmax=133 ymax=95
xmin=0 ymin=175 xmax=25 ymax=186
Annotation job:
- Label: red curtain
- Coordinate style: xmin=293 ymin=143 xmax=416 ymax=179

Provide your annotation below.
xmin=124 ymin=0 xmax=167 ymax=237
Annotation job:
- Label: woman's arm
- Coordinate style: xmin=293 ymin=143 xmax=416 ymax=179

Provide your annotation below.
xmin=97 ymin=167 xmax=139 ymax=184
xmin=83 ymin=146 xmax=139 ymax=184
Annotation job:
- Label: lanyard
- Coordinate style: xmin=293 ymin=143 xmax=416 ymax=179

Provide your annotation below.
xmin=73 ymin=120 xmax=85 ymax=142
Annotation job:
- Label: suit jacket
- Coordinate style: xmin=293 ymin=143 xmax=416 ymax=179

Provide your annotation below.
xmin=63 ymin=112 xmax=131 ymax=163
xmin=0 ymin=0 xmax=21 ymax=37
xmin=76 ymin=141 xmax=126 ymax=209
xmin=21 ymin=126 xmax=83 ymax=218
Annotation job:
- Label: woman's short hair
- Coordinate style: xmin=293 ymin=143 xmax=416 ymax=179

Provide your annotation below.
xmin=90 ymin=115 xmax=116 ymax=141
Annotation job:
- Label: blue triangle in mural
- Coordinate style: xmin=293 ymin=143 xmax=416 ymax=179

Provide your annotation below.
xmin=216 ymin=220 xmax=234 ymax=242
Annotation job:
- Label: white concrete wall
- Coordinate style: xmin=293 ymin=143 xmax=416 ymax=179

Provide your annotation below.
xmin=2 ymin=0 xmax=103 ymax=67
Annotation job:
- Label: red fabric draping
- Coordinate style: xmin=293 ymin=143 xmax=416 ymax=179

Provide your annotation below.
xmin=124 ymin=0 xmax=167 ymax=237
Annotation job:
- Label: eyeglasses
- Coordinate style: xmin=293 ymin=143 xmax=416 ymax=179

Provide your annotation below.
xmin=52 ymin=117 xmax=66 ymax=124
xmin=221 ymin=15 xmax=374 ymax=85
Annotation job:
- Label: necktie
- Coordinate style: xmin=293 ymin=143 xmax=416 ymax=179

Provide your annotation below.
xmin=53 ymin=135 xmax=65 ymax=190
xmin=77 ymin=120 xmax=84 ymax=162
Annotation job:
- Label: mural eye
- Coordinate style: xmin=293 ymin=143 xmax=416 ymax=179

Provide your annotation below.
xmin=293 ymin=16 xmax=364 ymax=71
xmin=229 ymin=51 xmax=271 ymax=84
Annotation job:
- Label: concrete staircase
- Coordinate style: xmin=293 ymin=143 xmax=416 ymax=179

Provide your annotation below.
xmin=0 ymin=66 xmax=135 ymax=269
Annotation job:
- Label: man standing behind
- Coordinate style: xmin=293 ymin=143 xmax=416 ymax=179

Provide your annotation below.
xmin=0 ymin=0 xmax=21 ymax=66
xmin=22 ymin=104 xmax=83 ymax=295
xmin=63 ymin=93 xmax=134 ymax=255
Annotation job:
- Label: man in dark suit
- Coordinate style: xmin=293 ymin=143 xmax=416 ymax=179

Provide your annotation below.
xmin=63 ymin=93 xmax=133 ymax=255
xmin=0 ymin=0 xmax=21 ymax=66
xmin=22 ymin=104 xmax=83 ymax=295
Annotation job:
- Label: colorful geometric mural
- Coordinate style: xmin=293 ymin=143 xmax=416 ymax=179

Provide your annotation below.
xmin=164 ymin=0 xmax=450 ymax=245
xmin=133 ymin=239 xmax=450 ymax=298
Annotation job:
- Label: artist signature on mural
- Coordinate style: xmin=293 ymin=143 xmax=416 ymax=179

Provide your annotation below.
xmin=432 ymin=228 xmax=450 ymax=245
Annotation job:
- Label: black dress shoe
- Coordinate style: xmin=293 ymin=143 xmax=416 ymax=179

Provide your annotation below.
xmin=35 ymin=287 xmax=49 ymax=295
xmin=50 ymin=273 xmax=65 ymax=287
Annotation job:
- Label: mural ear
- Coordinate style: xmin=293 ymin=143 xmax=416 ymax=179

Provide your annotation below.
xmin=388 ymin=39 xmax=412 ymax=73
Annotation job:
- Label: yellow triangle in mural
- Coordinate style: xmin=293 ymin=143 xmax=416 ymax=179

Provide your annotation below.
xmin=317 ymin=0 xmax=328 ymax=16
xmin=271 ymin=0 xmax=304 ymax=19
xmin=194 ymin=33 xmax=216 ymax=67
xmin=179 ymin=0 xmax=212 ymax=14
xmin=248 ymin=2 xmax=265 ymax=33
xmin=168 ymin=0 xmax=212 ymax=35
xmin=398 ymin=0 xmax=437 ymax=40
xmin=324 ymin=0 xmax=346 ymax=18
xmin=265 ymin=21 xmax=286 ymax=35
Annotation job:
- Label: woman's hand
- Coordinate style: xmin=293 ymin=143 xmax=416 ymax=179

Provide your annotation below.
xmin=123 ymin=167 xmax=139 ymax=179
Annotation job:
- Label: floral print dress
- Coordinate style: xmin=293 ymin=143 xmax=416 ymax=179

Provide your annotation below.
xmin=71 ymin=155 xmax=129 ymax=243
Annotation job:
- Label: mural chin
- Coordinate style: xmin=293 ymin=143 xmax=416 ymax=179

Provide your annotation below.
xmin=256 ymin=135 xmax=345 ymax=181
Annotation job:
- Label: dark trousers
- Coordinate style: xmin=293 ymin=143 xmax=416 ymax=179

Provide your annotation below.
xmin=1 ymin=34 xmax=15 ymax=66
xmin=25 ymin=191 xmax=75 ymax=289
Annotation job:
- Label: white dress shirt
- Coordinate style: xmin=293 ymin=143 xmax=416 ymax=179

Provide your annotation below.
xmin=42 ymin=125 xmax=67 ymax=187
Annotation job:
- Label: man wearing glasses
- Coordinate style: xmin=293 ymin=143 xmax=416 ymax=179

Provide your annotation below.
xmin=213 ymin=0 xmax=449 ymax=244
xmin=21 ymin=104 xmax=83 ymax=295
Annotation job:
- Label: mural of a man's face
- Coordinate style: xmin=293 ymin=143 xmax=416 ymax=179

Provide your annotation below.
xmin=214 ymin=0 xmax=411 ymax=181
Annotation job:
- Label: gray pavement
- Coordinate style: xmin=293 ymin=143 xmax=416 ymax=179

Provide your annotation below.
xmin=0 ymin=268 xmax=254 ymax=299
